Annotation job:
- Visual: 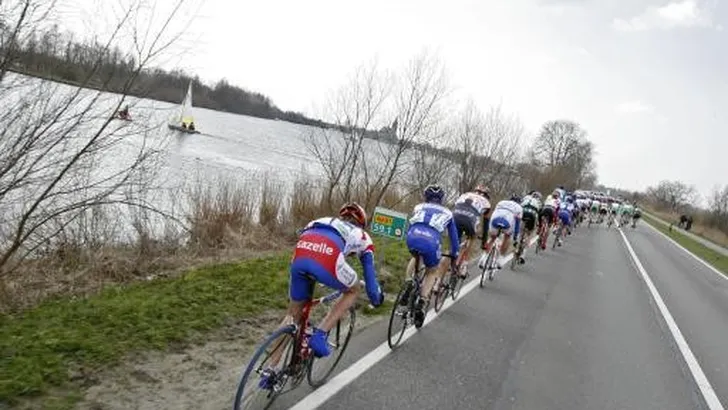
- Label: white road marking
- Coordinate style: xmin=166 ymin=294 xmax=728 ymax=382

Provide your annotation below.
xmin=640 ymin=219 xmax=728 ymax=282
xmin=287 ymin=236 xmax=539 ymax=410
xmin=619 ymin=228 xmax=725 ymax=410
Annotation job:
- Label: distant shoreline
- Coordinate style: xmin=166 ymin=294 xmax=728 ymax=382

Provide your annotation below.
xmin=7 ymin=67 xmax=333 ymax=129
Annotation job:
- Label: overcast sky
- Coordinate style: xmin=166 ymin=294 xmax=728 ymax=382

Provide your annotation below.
xmin=66 ymin=0 xmax=728 ymax=198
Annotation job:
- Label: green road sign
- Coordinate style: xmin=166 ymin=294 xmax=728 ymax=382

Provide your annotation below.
xmin=370 ymin=207 xmax=408 ymax=240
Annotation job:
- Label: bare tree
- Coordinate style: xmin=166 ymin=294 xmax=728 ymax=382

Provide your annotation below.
xmin=529 ymin=119 xmax=595 ymax=191
xmin=364 ymin=50 xmax=450 ymax=210
xmin=450 ymin=100 xmax=524 ymax=196
xmin=646 ymin=180 xmax=698 ymax=212
xmin=708 ymin=184 xmax=728 ymax=232
xmin=306 ymin=59 xmax=390 ymax=209
xmin=0 ymin=0 xmax=193 ymax=275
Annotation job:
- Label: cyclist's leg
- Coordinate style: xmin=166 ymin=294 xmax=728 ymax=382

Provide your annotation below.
xmin=290 ymin=251 xmax=357 ymax=357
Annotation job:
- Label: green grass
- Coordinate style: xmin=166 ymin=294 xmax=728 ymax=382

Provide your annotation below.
xmin=0 ymin=236 xmax=409 ymax=407
xmin=643 ymin=214 xmax=728 ymax=276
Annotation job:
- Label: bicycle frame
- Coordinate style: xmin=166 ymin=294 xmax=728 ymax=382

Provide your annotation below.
xmin=290 ymin=288 xmax=345 ymax=369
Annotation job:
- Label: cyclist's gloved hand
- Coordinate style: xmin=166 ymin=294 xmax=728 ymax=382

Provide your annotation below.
xmin=368 ymin=285 xmax=384 ymax=307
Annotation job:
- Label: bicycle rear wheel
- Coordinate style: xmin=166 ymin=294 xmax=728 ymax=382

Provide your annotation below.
xmin=233 ymin=325 xmax=296 ymax=410
xmin=307 ymin=307 xmax=356 ymax=387
xmin=387 ymin=280 xmax=413 ymax=349
xmin=433 ymin=271 xmax=451 ymax=312
xmin=451 ymin=265 xmax=466 ymax=300
xmin=479 ymin=247 xmax=496 ymax=287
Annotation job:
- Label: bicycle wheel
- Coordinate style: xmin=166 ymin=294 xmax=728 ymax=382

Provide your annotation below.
xmin=479 ymin=247 xmax=495 ymax=287
xmin=233 ymin=325 xmax=296 ymax=410
xmin=387 ymin=280 xmax=413 ymax=349
xmin=307 ymin=307 xmax=356 ymax=387
xmin=451 ymin=265 xmax=466 ymax=300
xmin=433 ymin=271 xmax=450 ymax=312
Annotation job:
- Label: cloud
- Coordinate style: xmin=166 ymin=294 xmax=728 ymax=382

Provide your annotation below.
xmin=613 ymin=0 xmax=716 ymax=31
xmin=616 ymin=101 xmax=653 ymax=114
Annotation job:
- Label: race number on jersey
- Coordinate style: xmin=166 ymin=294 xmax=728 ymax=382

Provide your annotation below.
xmin=410 ymin=203 xmax=453 ymax=233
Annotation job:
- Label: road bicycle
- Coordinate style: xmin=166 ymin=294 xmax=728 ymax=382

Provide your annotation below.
xmin=233 ymin=281 xmax=357 ymax=409
xmin=511 ymin=228 xmax=528 ymax=270
xmin=387 ymin=251 xmax=455 ymax=348
xmin=552 ymin=221 xmax=563 ymax=249
xmin=480 ymin=226 xmax=505 ymax=287
xmin=535 ymin=216 xmax=548 ymax=254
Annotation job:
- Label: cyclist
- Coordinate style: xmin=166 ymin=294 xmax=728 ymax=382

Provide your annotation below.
xmin=632 ymin=203 xmax=642 ymax=227
xmin=481 ymin=194 xmax=523 ymax=268
xmin=622 ymin=202 xmax=634 ymax=226
xmin=405 ymin=185 xmax=459 ymax=328
xmin=287 ymin=203 xmax=384 ymax=358
xmin=452 ymin=185 xmax=491 ymax=278
xmin=519 ymin=190 xmax=542 ymax=263
xmin=564 ymin=195 xmax=576 ymax=235
xmin=553 ymin=196 xmax=572 ymax=246
xmin=599 ymin=198 xmax=610 ymax=224
xmin=538 ymin=191 xmax=560 ymax=250
xmin=589 ymin=195 xmax=600 ymax=224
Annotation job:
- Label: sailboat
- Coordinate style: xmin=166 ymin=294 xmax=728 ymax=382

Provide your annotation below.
xmin=167 ymin=81 xmax=200 ymax=134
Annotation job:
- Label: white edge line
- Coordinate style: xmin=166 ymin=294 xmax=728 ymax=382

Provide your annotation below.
xmin=641 ymin=218 xmax=728 ymax=282
xmin=618 ymin=228 xmax=725 ymax=410
xmin=287 ymin=236 xmax=539 ymax=410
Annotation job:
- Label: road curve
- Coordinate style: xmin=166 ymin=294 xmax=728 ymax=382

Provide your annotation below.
xmin=264 ymin=222 xmax=727 ymax=410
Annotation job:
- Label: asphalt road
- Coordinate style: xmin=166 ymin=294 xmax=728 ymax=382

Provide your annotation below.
xmin=263 ymin=220 xmax=728 ymax=410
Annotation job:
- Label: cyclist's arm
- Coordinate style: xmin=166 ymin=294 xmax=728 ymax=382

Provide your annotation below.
xmin=447 ymin=218 xmax=460 ymax=259
xmin=358 ymin=250 xmax=383 ymax=306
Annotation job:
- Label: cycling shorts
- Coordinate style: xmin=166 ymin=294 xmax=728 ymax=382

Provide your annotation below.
xmin=406 ymin=224 xmax=442 ymax=268
xmin=522 ymin=208 xmax=538 ymax=232
xmin=558 ymin=209 xmax=571 ymax=225
xmin=540 ymin=206 xmax=555 ymax=226
xmin=289 ymin=227 xmax=358 ymax=302
xmin=599 ymin=208 xmax=608 ymax=215
xmin=454 ymin=212 xmax=476 ymax=240
xmin=633 ymin=212 xmax=641 ymax=219
xmin=489 ymin=210 xmax=515 ymax=236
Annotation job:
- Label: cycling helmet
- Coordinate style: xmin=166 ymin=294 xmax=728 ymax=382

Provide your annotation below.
xmin=474 ymin=184 xmax=490 ymax=199
xmin=510 ymin=194 xmax=522 ymax=203
xmin=566 ymin=196 xmax=574 ymax=203
xmin=339 ymin=202 xmax=367 ymax=228
xmin=424 ymin=184 xmax=445 ymax=203
xmin=531 ymin=191 xmax=543 ymax=200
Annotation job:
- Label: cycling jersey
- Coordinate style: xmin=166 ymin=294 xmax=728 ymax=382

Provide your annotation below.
xmin=453 ymin=192 xmax=491 ymax=217
xmin=521 ymin=194 xmax=542 ymax=213
xmin=490 ymin=200 xmax=523 ymax=237
xmin=290 ymin=217 xmax=381 ymax=304
xmin=591 ymin=200 xmax=601 ymax=211
xmin=520 ymin=195 xmax=541 ymax=232
xmin=452 ymin=192 xmax=491 ymax=237
xmin=543 ymin=195 xmax=558 ymax=209
xmin=406 ymin=202 xmax=459 ymax=267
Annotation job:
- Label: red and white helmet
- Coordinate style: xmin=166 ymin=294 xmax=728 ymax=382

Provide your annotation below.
xmin=339 ymin=202 xmax=368 ymax=228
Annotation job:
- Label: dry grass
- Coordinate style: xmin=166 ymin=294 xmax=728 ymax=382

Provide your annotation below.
xmin=645 ymin=206 xmax=728 ymax=249
xmin=0 ymin=173 xmax=420 ymax=313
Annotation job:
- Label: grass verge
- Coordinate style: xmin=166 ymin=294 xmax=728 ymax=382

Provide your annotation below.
xmin=0 ymin=236 xmax=408 ymax=408
xmin=643 ymin=214 xmax=728 ymax=276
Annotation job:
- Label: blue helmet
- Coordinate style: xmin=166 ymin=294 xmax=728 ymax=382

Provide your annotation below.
xmin=424 ymin=184 xmax=445 ymax=203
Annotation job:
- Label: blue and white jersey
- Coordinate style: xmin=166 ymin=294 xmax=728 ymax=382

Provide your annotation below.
xmin=407 ymin=202 xmax=460 ymax=257
xmin=409 ymin=203 xmax=454 ymax=233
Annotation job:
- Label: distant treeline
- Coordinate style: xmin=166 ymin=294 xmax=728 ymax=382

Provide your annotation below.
xmin=3 ymin=24 xmax=332 ymax=128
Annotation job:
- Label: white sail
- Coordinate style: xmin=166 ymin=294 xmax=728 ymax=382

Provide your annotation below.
xmin=173 ymin=82 xmax=194 ymax=125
